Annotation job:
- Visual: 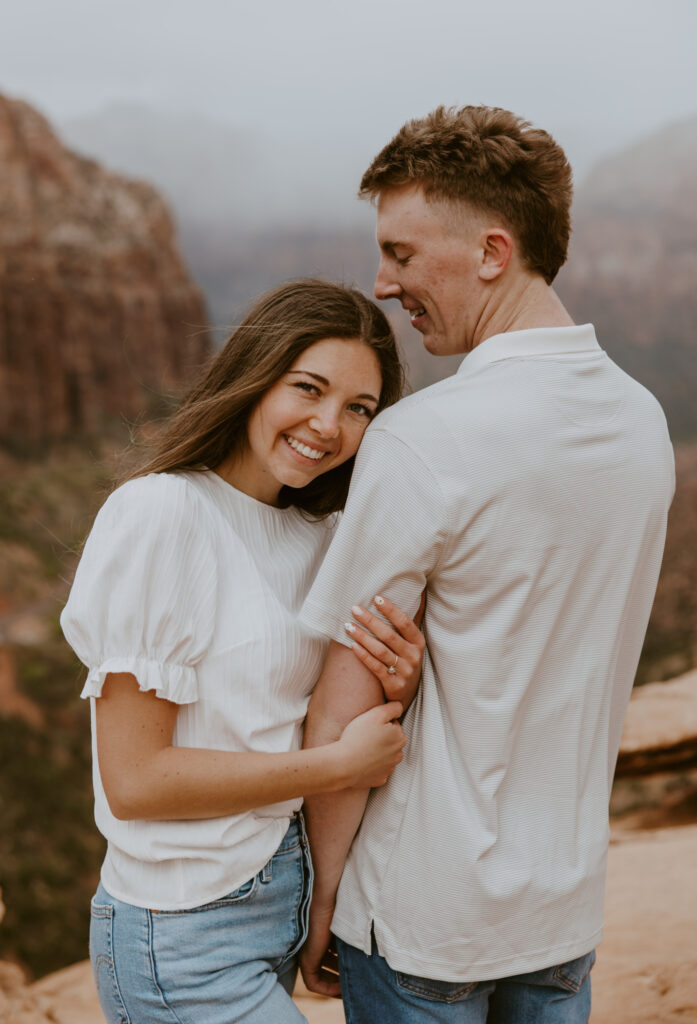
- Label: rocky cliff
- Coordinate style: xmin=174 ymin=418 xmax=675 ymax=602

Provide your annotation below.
xmin=0 ymin=95 xmax=211 ymax=444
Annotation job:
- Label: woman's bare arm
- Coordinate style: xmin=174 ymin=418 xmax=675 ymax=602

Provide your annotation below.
xmin=95 ymin=672 xmax=404 ymax=821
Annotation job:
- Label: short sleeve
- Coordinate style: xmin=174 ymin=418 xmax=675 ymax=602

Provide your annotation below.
xmin=300 ymin=426 xmax=449 ymax=646
xmin=60 ymin=474 xmax=217 ymax=704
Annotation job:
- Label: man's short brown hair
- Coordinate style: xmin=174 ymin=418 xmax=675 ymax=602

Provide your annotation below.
xmin=360 ymin=105 xmax=572 ymax=284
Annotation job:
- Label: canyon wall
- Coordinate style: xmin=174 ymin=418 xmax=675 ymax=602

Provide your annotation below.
xmin=0 ymin=95 xmax=211 ymax=443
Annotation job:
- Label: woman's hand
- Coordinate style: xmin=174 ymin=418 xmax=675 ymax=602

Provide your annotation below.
xmin=336 ymin=702 xmax=406 ymax=788
xmin=345 ymin=592 xmax=426 ymax=710
xmin=300 ymin=905 xmax=341 ymax=998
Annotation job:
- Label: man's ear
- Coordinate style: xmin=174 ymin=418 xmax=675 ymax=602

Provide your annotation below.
xmin=478 ymin=229 xmax=513 ymax=281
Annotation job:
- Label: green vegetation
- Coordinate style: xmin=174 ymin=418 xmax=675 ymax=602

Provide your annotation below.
xmin=0 ymin=439 xmax=120 ymax=978
xmin=0 ymin=639 xmax=105 ymax=978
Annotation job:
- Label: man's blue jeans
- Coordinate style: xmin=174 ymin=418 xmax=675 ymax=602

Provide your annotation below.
xmin=337 ymin=934 xmax=594 ymax=1023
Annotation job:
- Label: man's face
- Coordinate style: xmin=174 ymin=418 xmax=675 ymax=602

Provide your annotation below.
xmin=374 ymin=184 xmax=485 ymax=356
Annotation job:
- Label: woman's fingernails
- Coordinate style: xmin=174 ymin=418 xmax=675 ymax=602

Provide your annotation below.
xmin=345 ymin=622 xmax=356 ymax=634
xmin=374 ymin=595 xmax=385 ymax=606
xmin=351 ymin=605 xmax=365 ymax=618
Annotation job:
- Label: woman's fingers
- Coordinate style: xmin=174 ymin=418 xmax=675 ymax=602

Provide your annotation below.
xmin=345 ymin=618 xmax=404 ymax=666
xmin=373 ymin=594 xmax=425 ymax=647
xmin=345 ymin=598 xmax=424 ymax=671
xmin=348 ymin=605 xmax=408 ymax=654
xmin=349 ymin=637 xmax=398 ymax=683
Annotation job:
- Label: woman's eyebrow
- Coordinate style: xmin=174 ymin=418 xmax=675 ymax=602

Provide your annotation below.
xmin=287 ymin=370 xmax=329 ymax=385
xmin=287 ymin=370 xmax=378 ymax=405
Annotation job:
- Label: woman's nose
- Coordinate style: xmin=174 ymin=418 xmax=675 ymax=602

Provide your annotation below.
xmin=309 ymin=405 xmax=340 ymax=439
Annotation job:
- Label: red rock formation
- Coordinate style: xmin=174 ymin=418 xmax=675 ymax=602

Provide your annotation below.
xmin=616 ymin=669 xmax=697 ymax=775
xmin=0 ymin=95 xmax=211 ymax=443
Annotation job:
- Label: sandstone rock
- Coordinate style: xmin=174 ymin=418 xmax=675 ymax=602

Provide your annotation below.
xmin=0 ymin=961 xmax=52 ymax=1024
xmin=593 ymin=825 xmax=697 ymax=1023
xmin=30 ymin=961 xmax=105 ymax=1024
xmin=0 ymin=94 xmax=211 ymax=443
xmin=616 ymin=669 xmax=697 ymax=775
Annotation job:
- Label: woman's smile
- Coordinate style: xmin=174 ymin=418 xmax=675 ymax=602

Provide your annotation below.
xmin=282 ymin=433 xmax=330 ymax=462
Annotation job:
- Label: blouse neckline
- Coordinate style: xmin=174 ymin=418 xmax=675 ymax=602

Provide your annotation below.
xmin=199 ymin=469 xmax=302 ymax=521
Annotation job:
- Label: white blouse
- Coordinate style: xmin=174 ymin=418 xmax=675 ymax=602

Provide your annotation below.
xmin=61 ymin=471 xmax=335 ymax=910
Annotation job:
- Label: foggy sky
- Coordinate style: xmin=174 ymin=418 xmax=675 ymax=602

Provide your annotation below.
xmin=3 ymin=0 xmax=697 ymax=183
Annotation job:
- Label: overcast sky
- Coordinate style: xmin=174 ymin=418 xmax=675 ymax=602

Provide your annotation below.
xmin=3 ymin=0 xmax=697 ymax=184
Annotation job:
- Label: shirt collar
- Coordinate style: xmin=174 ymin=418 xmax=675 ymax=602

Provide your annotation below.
xmin=457 ymin=324 xmax=600 ymax=376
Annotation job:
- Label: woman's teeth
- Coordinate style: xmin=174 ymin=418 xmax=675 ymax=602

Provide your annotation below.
xmin=284 ymin=435 xmax=325 ymax=461
xmin=410 ymin=308 xmax=426 ymax=322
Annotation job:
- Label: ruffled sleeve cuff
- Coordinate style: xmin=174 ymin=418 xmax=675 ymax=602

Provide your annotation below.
xmin=80 ymin=656 xmax=199 ymax=704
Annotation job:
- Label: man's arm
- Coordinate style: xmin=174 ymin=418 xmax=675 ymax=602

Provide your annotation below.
xmin=300 ymin=640 xmax=385 ymax=996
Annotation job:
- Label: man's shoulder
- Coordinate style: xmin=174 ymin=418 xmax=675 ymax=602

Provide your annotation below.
xmin=371 ymin=371 xmax=468 ymax=436
xmin=368 ymin=367 xmax=497 ymax=458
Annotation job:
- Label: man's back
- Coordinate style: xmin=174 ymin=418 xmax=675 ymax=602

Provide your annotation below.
xmin=302 ymin=324 xmax=674 ymax=980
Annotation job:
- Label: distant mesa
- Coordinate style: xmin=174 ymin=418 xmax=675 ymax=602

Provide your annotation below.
xmin=0 ymin=94 xmax=211 ymax=444
xmin=556 ymin=113 xmax=697 ymax=441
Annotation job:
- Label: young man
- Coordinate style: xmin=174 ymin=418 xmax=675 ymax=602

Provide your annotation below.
xmin=299 ymin=106 xmax=674 ymax=1023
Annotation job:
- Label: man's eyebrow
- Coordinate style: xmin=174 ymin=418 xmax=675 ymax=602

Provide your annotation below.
xmin=380 ymin=239 xmax=414 ymax=259
xmin=287 ymin=370 xmax=378 ymax=405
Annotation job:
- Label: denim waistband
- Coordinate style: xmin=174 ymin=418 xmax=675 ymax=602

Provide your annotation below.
xmin=274 ymin=811 xmax=307 ymax=854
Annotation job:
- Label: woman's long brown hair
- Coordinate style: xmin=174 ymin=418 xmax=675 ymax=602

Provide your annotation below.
xmin=128 ymin=278 xmax=405 ymax=516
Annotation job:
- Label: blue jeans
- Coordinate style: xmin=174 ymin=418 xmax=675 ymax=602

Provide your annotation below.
xmin=89 ymin=814 xmax=312 ymax=1024
xmin=337 ymin=934 xmax=595 ymax=1024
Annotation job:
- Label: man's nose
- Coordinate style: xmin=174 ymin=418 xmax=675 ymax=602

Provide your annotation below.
xmin=374 ymin=259 xmax=401 ymax=301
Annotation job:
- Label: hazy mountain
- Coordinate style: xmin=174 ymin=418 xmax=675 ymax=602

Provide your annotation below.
xmin=61 ymin=105 xmax=697 ymax=431
xmin=61 ymin=103 xmax=369 ymax=232
xmin=575 ymin=115 xmax=697 ymax=217
xmin=557 ymin=113 xmax=697 ymax=440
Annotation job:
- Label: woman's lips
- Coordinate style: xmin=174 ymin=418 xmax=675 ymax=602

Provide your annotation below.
xmin=283 ymin=434 xmax=327 ymax=462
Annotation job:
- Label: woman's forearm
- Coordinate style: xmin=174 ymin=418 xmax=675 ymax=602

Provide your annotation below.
xmin=107 ymin=742 xmax=349 ymax=821
xmin=96 ymin=671 xmax=403 ymax=821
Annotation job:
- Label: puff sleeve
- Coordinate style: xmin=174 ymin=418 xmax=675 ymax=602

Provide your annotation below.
xmin=61 ymin=474 xmax=217 ymax=704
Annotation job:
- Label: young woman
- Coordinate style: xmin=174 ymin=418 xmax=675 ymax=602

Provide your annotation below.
xmin=61 ymin=279 xmax=424 ymax=1024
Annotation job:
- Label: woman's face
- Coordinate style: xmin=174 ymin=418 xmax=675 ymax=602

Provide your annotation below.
xmin=221 ymin=337 xmax=382 ymax=505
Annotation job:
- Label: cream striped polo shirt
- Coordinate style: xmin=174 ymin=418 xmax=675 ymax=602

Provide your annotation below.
xmin=301 ymin=324 xmax=674 ymax=981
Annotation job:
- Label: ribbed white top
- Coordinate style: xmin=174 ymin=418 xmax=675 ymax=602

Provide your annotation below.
xmin=61 ymin=471 xmax=336 ymax=909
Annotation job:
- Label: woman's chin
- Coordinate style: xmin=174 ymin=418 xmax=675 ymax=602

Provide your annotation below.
xmin=279 ymin=468 xmax=322 ymax=492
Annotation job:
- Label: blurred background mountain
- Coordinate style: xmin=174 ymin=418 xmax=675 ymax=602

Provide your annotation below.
xmin=60 ymin=103 xmax=697 ymax=418
xmin=1 ymin=92 xmax=696 ymax=979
